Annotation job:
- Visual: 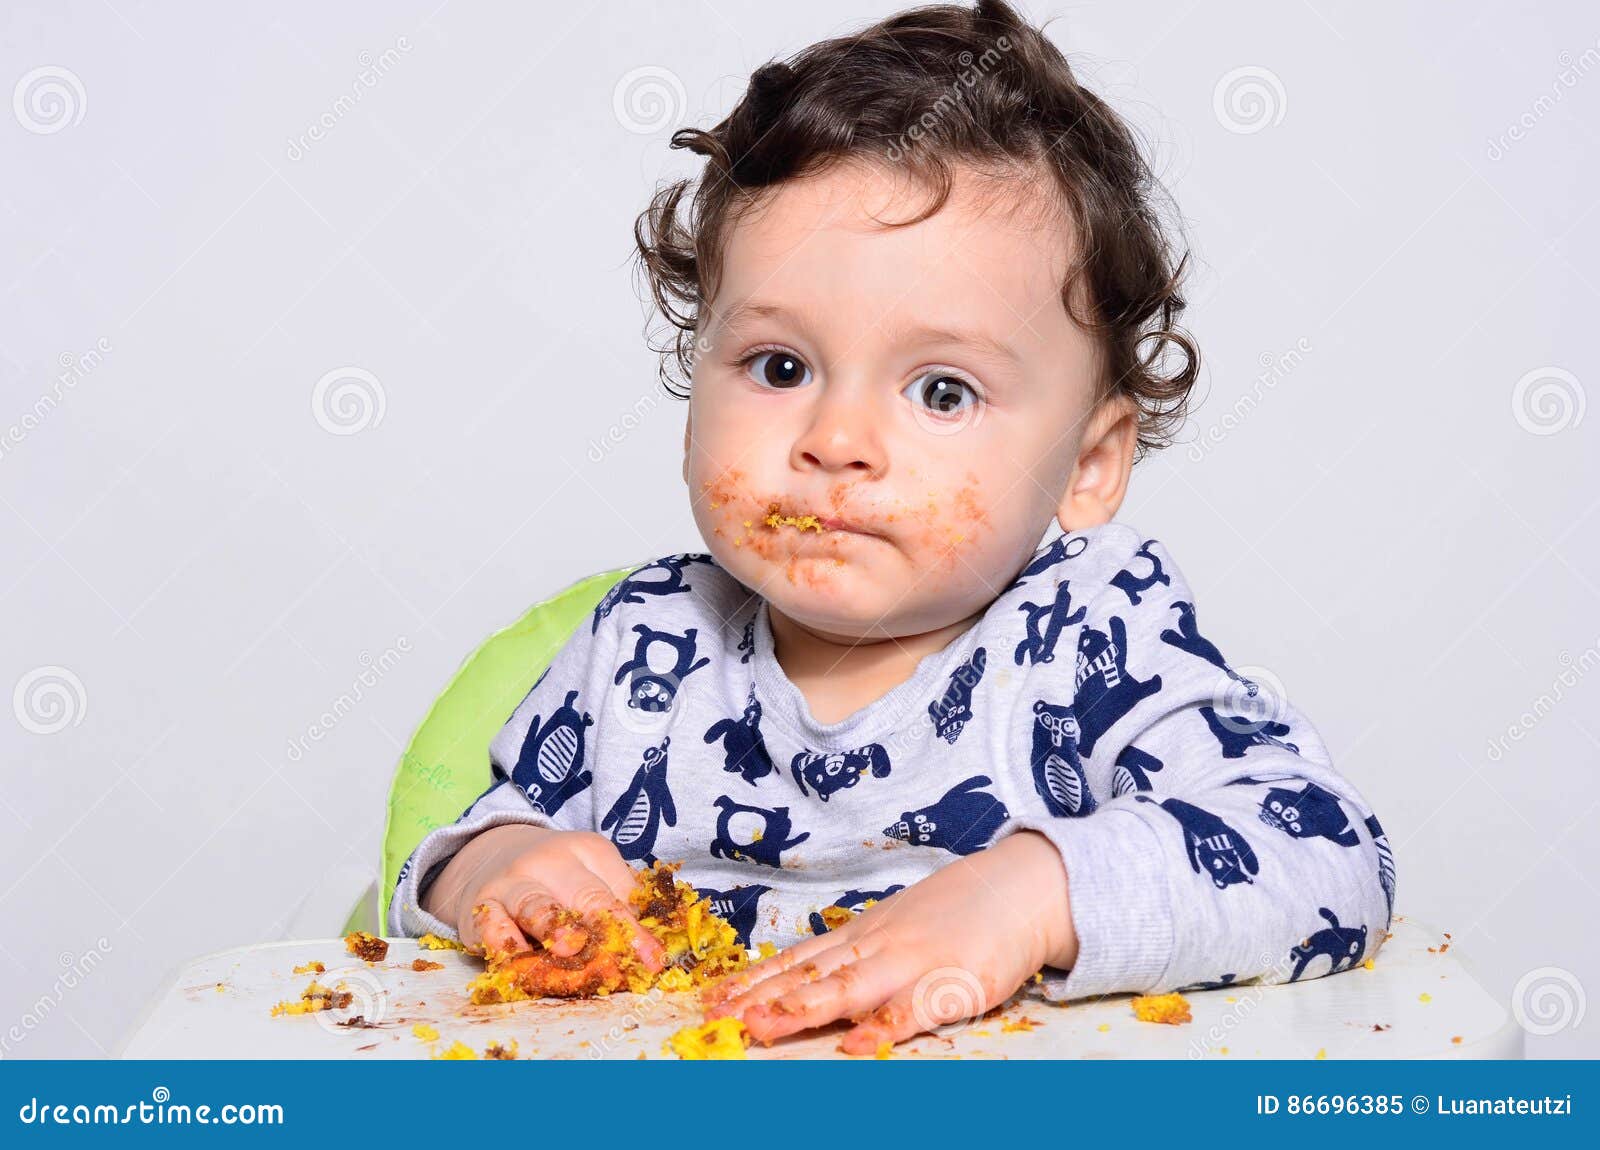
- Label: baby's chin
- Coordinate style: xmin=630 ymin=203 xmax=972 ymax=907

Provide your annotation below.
xmin=717 ymin=543 xmax=980 ymax=640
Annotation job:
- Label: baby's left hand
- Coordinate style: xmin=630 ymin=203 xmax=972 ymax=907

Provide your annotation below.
xmin=701 ymin=829 xmax=1078 ymax=1054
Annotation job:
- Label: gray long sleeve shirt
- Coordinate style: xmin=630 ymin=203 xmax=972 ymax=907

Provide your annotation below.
xmin=388 ymin=522 xmax=1396 ymax=1001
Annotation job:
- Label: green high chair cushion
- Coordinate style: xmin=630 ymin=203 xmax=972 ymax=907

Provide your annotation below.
xmin=379 ymin=563 xmax=640 ymax=904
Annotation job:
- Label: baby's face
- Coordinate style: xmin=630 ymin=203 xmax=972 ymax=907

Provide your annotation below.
xmin=684 ymin=160 xmax=1102 ymax=640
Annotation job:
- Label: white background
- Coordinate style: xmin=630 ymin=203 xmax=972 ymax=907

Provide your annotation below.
xmin=2 ymin=0 xmax=1596 ymax=1057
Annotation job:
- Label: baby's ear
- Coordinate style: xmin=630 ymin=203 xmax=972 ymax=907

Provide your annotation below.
xmin=1057 ymin=397 xmax=1137 ymax=531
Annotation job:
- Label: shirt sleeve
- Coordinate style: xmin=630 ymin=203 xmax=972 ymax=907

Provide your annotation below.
xmin=991 ymin=536 xmax=1397 ymax=1002
xmin=386 ymin=591 xmax=621 ymax=939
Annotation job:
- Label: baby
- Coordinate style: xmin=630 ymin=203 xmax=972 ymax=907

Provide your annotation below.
xmin=389 ymin=0 xmax=1394 ymax=1052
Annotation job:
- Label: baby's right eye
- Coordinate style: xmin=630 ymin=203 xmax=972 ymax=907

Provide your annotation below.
xmin=743 ymin=348 xmax=812 ymax=390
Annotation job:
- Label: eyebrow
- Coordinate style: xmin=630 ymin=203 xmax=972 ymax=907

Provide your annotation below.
xmin=713 ymin=300 xmax=1023 ymax=366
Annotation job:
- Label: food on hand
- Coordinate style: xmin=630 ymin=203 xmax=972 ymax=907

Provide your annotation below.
xmin=466 ymin=861 xmax=747 ymax=1004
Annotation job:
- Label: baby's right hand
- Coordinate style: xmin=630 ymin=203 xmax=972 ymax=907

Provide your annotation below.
xmin=433 ymin=825 xmax=667 ymax=973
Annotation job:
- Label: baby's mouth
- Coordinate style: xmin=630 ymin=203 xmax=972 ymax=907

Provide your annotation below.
xmin=761 ymin=502 xmax=874 ymax=537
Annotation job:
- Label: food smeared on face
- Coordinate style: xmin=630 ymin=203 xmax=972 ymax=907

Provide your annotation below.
xmin=698 ymin=467 xmax=991 ymax=589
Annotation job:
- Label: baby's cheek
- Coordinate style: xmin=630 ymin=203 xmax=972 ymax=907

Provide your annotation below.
xmin=896 ymin=472 xmax=993 ymax=572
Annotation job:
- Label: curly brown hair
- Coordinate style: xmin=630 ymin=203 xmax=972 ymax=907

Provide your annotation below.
xmin=632 ymin=0 xmax=1198 ymax=456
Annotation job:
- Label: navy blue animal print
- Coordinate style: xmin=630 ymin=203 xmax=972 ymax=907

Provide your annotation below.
xmin=1014 ymin=581 xmax=1087 ymax=666
xmin=511 ymin=689 xmax=594 ymax=817
xmin=703 ymin=687 xmax=775 ymax=785
xmin=929 ymin=647 xmax=986 ymax=744
xmin=1136 ymin=796 xmax=1259 ymax=888
xmin=1002 ymin=533 xmax=1088 ymax=593
xmin=808 ymin=886 xmax=905 ymax=935
xmin=591 ymin=554 xmax=709 ymax=632
xmin=694 ymin=884 xmax=771 ymax=947
xmin=1366 ymin=813 xmax=1396 ymax=923
xmin=1029 ymin=700 xmax=1097 ymax=816
xmin=1112 ymin=745 xmax=1165 ymax=795
xmin=1177 ymin=973 xmax=1238 ymax=992
xmin=883 ymin=776 xmax=1009 ymax=855
xmin=1074 ymin=616 xmax=1163 ymax=756
xmin=1287 ymin=907 xmax=1368 ymax=981
xmin=1109 ymin=540 xmax=1171 ymax=605
xmin=1158 ymin=600 xmax=1251 ymax=686
xmin=738 ymin=615 xmax=756 ymax=664
xmin=600 ymin=738 xmax=676 ymax=865
xmin=1256 ymin=782 xmax=1359 ymax=847
xmin=790 ymin=743 xmax=892 ymax=801
xmin=1201 ymin=705 xmax=1299 ymax=759
xmin=710 ymin=796 xmax=810 ymax=867
xmin=613 ymin=624 xmax=711 ymax=712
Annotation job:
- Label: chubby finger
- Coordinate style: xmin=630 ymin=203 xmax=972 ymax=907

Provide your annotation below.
xmin=503 ymin=881 xmax=590 ymax=957
xmin=539 ymin=854 xmax=667 ymax=972
xmin=839 ymin=969 xmax=996 ymax=1056
xmin=701 ymin=923 xmax=857 ymax=1011
xmin=743 ymin=951 xmax=907 ymax=1044
xmin=465 ymin=897 xmax=533 ymax=959
xmin=708 ymin=936 xmax=875 ymax=1023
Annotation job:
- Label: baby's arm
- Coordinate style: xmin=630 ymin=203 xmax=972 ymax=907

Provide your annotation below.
xmin=997 ymin=539 xmax=1395 ymax=1001
xmin=385 ymin=588 xmax=661 ymax=967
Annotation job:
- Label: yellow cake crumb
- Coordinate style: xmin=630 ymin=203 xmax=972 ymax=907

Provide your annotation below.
xmin=483 ymin=1040 xmax=519 ymax=1059
xmin=1315 ymin=1047 xmax=1327 ymax=1059
xmin=1130 ymin=992 xmax=1192 ymax=1025
xmin=292 ymin=961 xmax=325 ymax=975
xmin=412 ymin=1023 xmax=440 ymax=1042
xmin=1001 ymin=1016 xmax=1041 ymax=1033
xmin=875 ymin=1040 xmax=893 ymax=1059
xmin=433 ymin=1040 xmax=477 ymax=1060
xmin=666 ymin=1016 xmax=750 ymax=1060
xmin=465 ymin=861 xmax=748 ymax=1005
xmin=344 ymin=931 xmax=388 ymax=962
xmin=417 ymin=933 xmax=464 ymax=951
xmin=269 ymin=979 xmax=351 ymax=1017
xmin=1096 ymin=1023 xmax=1111 ymax=1033
xmin=1363 ymin=957 xmax=1375 ymax=970
xmin=1419 ymin=992 xmax=1432 ymax=1003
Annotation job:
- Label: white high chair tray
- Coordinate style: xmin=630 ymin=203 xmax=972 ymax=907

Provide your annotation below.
xmin=120 ymin=916 xmax=1520 ymax=1059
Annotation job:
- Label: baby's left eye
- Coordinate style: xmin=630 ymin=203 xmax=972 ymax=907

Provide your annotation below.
xmin=901 ymin=371 xmax=980 ymax=417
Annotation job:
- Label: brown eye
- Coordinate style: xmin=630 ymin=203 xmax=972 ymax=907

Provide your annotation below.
xmin=745 ymin=350 xmax=811 ymax=389
xmin=902 ymin=371 xmax=978 ymax=416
